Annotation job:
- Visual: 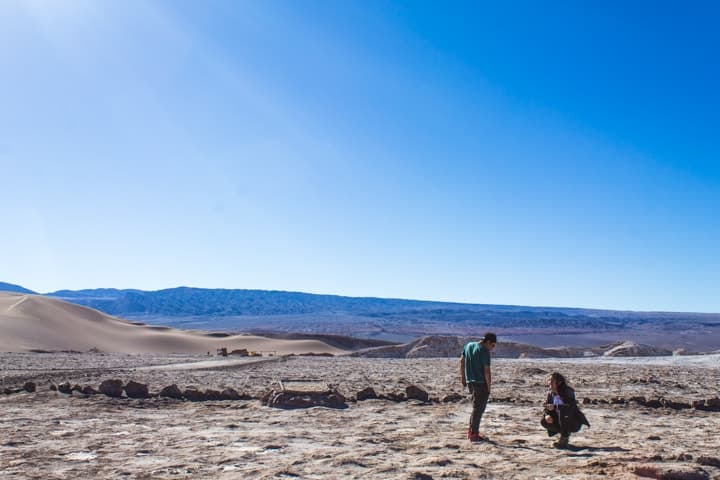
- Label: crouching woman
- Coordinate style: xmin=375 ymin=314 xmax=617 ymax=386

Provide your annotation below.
xmin=541 ymin=372 xmax=590 ymax=448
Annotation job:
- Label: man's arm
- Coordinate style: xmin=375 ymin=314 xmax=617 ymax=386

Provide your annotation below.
xmin=484 ymin=366 xmax=491 ymax=393
xmin=460 ymin=355 xmax=466 ymax=387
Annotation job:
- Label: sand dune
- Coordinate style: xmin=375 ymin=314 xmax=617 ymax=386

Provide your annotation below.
xmin=0 ymin=293 xmax=345 ymax=355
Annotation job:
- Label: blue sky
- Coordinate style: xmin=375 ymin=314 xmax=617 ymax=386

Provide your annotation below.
xmin=1 ymin=0 xmax=718 ymax=311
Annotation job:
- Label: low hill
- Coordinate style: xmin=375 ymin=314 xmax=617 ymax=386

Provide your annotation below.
xmin=348 ymin=335 xmax=673 ymax=359
xmin=0 ymin=293 xmax=346 ymax=355
xmin=0 ymin=282 xmax=36 ymax=294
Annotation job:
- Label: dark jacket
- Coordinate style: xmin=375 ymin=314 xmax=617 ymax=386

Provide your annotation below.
xmin=541 ymin=386 xmax=590 ymax=435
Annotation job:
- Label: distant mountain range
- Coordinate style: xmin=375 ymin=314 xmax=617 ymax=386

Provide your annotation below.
xmin=3 ymin=282 xmax=720 ymax=350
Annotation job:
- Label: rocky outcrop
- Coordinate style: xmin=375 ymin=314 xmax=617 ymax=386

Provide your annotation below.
xmin=603 ymin=341 xmax=672 ymax=357
xmin=349 ymin=336 xmax=674 ymax=359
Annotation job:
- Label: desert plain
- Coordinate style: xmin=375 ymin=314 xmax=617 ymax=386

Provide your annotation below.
xmin=2 ymin=292 xmax=720 ymax=479
xmin=2 ymin=351 xmax=720 ymax=480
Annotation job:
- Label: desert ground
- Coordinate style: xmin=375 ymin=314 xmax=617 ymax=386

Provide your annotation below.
xmin=2 ymin=353 xmax=720 ymax=480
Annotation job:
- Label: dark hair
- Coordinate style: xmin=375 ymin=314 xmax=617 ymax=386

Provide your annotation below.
xmin=481 ymin=332 xmax=497 ymax=344
xmin=550 ymin=372 xmax=567 ymax=390
xmin=549 ymin=372 xmax=574 ymax=402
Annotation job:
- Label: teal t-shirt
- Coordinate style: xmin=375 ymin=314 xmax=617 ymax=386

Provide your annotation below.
xmin=462 ymin=342 xmax=491 ymax=384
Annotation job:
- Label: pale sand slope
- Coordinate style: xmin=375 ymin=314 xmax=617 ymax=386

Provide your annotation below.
xmin=0 ymin=293 xmax=344 ymax=355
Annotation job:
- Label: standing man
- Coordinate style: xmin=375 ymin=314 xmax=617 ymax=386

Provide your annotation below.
xmin=460 ymin=332 xmax=497 ymax=442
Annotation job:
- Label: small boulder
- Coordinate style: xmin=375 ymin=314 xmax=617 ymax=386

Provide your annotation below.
xmin=326 ymin=392 xmax=346 ymax=408
xmin=705 ymin=397 xmax=720 ymax=411
xmin=183 ymin=387 xmax=206 ymax=402
xmin=124 ymin=381 xmax=149 ymax=399
xmin=99 ymin=379 xmax=124 ymax=398
xmin=58 ymin=382 xmax=72 ymax=395
xmin=81 ymin=385 xmax=98 ymax=395
xmin=220 ymin=388 xmax=241 ymax=400
xmin=204 ymin=389 xmax=222 ymax=401
xmin=442 ymin=393 xmax=464 ymax=403
xmin=631 ymin=464 xmax=709 ymax=480
xmin=159 ymin=384 xmax=183 ymax=400
xmin=406 ymin=385 xmax=429 ymax=402
xmin=356 ymin=387 xmax=378 ymax=401
xmin=662 ymin=399 xmax=691 ymax=410
xmin=23 ymin=382 xmax=36 ymax=393
xmin=697 ymin=456 xmax=720 ymax=468
xmin=386 ymin=392 xmax=406 ymax=402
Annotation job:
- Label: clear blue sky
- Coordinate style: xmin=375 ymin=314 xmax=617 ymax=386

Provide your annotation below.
xmin=1 ymin=1 xmax=718 ymax=311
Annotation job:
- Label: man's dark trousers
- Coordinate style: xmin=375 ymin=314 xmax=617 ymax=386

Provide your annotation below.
xmin=468 ymin=382 xmax=489 ymax=433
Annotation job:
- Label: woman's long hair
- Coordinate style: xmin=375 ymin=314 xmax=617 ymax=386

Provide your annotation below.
xmin=549 ymin=372 xmax=572 ymax=401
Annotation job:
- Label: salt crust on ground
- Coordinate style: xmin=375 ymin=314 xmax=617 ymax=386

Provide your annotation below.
xmin=2 ymin=354 xmax=719 ymax=479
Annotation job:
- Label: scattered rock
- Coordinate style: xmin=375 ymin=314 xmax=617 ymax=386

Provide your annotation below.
xmin=704 ymin=398 xmax=720 ymax=411
xmin=522 ymin=367 xmax=548 ymax=375
xmin=159 ymin=384 xmax=183 ymax=400
xmin=22 ymin=382 xmax=36 ymax=393
xmin=99 ymin=379 xmax=124 ymax=398
xmin=220 ymin=388 xmax=241 ymax=400
xmin=442 ymin=393 xmax=463 ymax=403
xmin=204 ymin=389 xmax=222 ymax=401
xmin=384 ymin=392 xmax=406 ymax=402
xmin=643 ymin=398 xmax=663 ymax=409
xmin=124 ymin=381 xmax=149 ymax=399
xmin=697 ymin=456 xmax=720 ymax=468
xmin=182 ymin=387 xmax=206 ymax=402
xmin=406 ymin=385 xmax=429 ymax=402
xmin=356 ymin=387 xmax=378 ymax=401
xmin=58 ymin=382 xmax=72 ymax=395
xmin=631 ymin=464 xmax=709 ymax=480
xmin=81 ymin=386 xmax=98 ymax=395
xmin=408 ymin=473 xmax=433 ymax=480
xmin=263 ymin=388 xmax=347 ymax=409
xmin=662 ymin=399 xmax=691 ymax=410
xmin=49 ymin=384 xmax=58 ymax=391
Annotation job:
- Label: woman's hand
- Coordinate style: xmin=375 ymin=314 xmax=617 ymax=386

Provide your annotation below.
xmin=544 ymin=414 xmax=554 ymax=424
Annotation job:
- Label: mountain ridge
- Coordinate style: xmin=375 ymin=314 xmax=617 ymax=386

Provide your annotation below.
xmin=3 ymin=282 xmax=720 ymax=351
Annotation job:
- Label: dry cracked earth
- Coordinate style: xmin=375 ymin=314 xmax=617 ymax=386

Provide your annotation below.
xmin=2 ymin=353 xmax=720 ymax=479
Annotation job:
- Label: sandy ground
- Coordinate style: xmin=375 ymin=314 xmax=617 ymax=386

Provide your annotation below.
xmin=2 ymin=353 xmax=720 ymax=479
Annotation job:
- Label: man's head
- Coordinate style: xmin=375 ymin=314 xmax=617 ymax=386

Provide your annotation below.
xmin=480 ymin=332 xmax=497 ymax=350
